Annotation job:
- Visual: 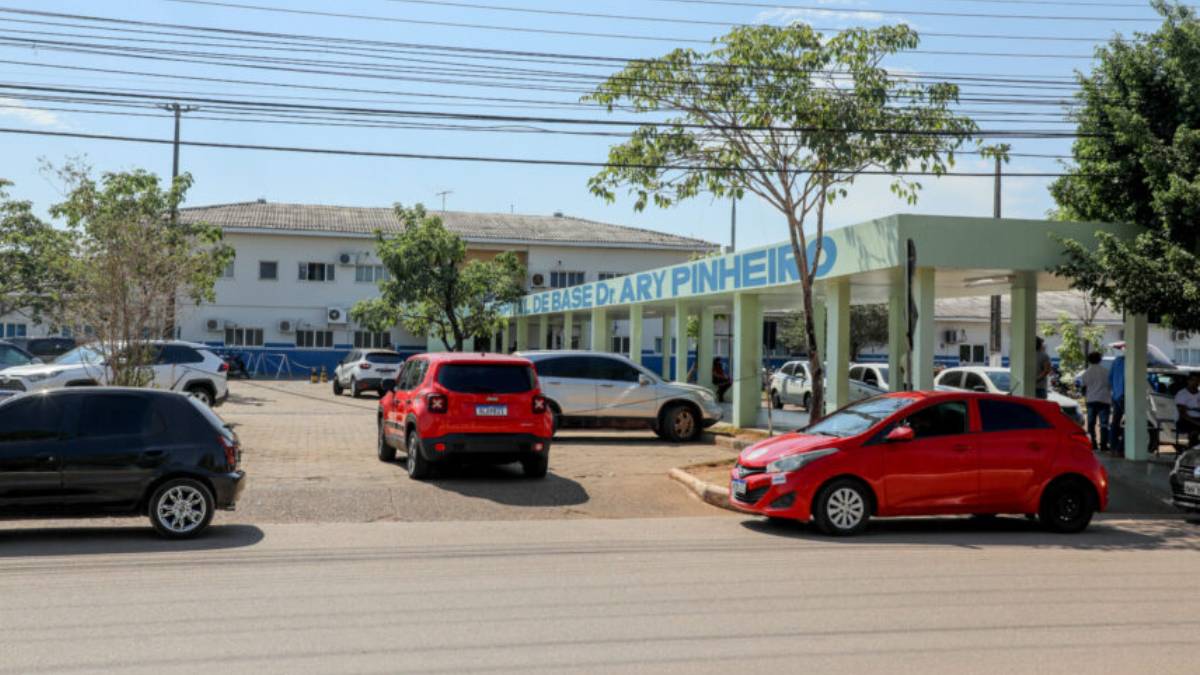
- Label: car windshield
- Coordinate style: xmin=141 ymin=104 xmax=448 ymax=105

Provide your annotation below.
xmin=436 ymin=363 xmax=535 ymax=394
xmin=877 ymin=366 xmax=889 ymax=381
xmin=986 ymin=371 xmax=1012 ymax=392
xmin=803 ymin=396 xmax=917 ymax=438
xmin=53 ymin=346 xmax=104 ymax=365
xmin=365 ymin=352 xmax=403 ymax=364
xmin=0 ymin=346 xmax=32 ymax=368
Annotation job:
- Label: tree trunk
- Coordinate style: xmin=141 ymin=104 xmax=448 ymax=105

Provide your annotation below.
xmin=785 ymin=210 xmax=824 ymax=422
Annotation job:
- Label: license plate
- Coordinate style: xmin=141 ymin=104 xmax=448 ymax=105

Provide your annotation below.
xmin=1184 ymin=482 xmax=1200 ymax=497
xmin=475 ymin=404 xmax=508 ymax=417
xmin=731 ymin=478 xmax=747 ymax=497
xmin=377 ymin=368 xmax=395 ymax=374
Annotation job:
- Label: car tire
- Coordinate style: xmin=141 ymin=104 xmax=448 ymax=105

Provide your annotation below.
xmin=185 ymin=384 xmax=214 ymax=407
xmin=661 ymin=403 xmax=700 ymax=442
xmin=813 ymin=478 xmax=871 ymax=536
xmin=333 ymin=379 xmax=343 ymax=396
xmin=771 ymin=390 xmax=783 ymax=410
xmin=351 ymin=378 xmax=362 ymax=398
xmin=148 ymin=478 xmax=215 ymax=539
xmin=377 ymin=419 xmax=396 ymax=462
xmin=802 ymin=392 xmax=812 ymax=411
xmin=405 ymin=429 xmax=432 ymax=480
xmin=547 ymin=402 xmax=562 ymax=437
xmin=1039 ymin=479 xmax=1095 ymax=534
xmin=521 ymin=453 xmax=549 ymax=479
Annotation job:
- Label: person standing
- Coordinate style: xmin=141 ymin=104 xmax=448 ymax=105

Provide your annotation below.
xmin=1110 ymin=352 xmax=1126 ymax=453
xmin=1175 ymin=373 xmax=1200 ymax=447
xmin=1035 ymin=337 xmax=1053 ymax=399
xmin=1081 ymin=351 xmax=1111 ymax=451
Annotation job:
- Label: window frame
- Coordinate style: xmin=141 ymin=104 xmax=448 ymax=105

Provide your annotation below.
xmin=549 ymin=270 xmax=586 ymax=288
xmin=258 ymin=260 xmax=278 ymax=281
xmin=297 ymin=262 xmax=336 ymax=282
xmin=224 ymin=327 xmax=264 ymax=347
xmin=295 ymin=329 xmax=334 ymax=349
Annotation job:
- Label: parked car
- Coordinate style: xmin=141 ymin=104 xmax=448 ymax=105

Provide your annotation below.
xmin=518 ymin=350 xmax=722 ymax=442
xmin=0 ymin=388 xmax=244 ymax=538
xmin=848 ymin=363 xmax=890 ymax=402
xmin=730 ymin=391 xmax=1107 ymax=535
xmin=934 ymin=366 xmax=1084 ymax=426
xmin=769 ymin=360 xmax=813 ymax=410
xmin=0 ymin=341 xmax=229 ymax=406
xmin=333 ymin=349 xmax=405 ymax=397
xmin=4 ymin=336 xmax=77 ymax=361
xmin=377 ymin=352 xmax=553 ymax=479
xmin=0 ymin=341 xmax=37 ymax=373
xmin=1169 ymin=447 xmax=1200 ymax=513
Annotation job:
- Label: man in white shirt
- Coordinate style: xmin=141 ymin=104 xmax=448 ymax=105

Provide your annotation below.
xmin=1081 ymin=351 xmax=1111 ymax=451
xmin=1174 ymin=373 xmax=1200 ymax=447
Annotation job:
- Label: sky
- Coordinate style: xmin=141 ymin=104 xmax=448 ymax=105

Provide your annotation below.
xmin=0 ymin=0 xmax=1172 ymax=250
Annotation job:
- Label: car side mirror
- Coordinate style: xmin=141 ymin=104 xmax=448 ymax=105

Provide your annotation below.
xmin=638 ymin=374 xmax=652 ymax=386
xmin=886 ymin=426 xmax=915 ymax=443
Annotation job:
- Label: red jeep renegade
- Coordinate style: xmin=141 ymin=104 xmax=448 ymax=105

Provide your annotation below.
xmin=377 ymin=352 xmax=554 ymax=479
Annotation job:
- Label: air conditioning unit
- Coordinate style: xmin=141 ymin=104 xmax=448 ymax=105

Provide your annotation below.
xmin=337 ymin=252 xmax=354 ymax=266
xmin=205 ymin=318 xmax=221 ymax=332
xmin=278 ymin=319 xmax=294 ymax=333
xmin=1174 ymin=330 xmax=1190 ymax=343
xmin=326 ymin=307 xmax=349 ymax=324
xmin=531 ymin=272 xmax=546 ymax=288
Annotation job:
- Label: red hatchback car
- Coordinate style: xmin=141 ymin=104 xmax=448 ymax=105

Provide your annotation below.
xmin=731 ymin=391 xmax=1108 ymax=535
xmin=377 ymin=353 xmax=554 ymax=480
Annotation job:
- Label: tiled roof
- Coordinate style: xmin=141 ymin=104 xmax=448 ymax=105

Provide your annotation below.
xmin=936 ymin=291 xmax=1122 ymax=324
xmin=179 ymin=201 xmax=716 ymax=250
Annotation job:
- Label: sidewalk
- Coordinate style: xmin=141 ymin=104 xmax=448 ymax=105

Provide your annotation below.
xmin=1099 ymin=454 xmax=1183 ymax=515
xmin=718 ymin=401 xmax=809 ymax=432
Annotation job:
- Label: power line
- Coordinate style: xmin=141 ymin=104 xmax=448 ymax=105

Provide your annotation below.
xmin=643 ymin=0 xmax=1160 ymax=21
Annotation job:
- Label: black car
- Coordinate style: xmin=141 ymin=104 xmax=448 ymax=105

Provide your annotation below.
xmin=0 ymin=341 xmax=36 ymax=370
xmin=0 ymin=388 xmax=244 ymax=538
xmin=4 ymin=337 xmax=77 ymax=360
xmin=1170 ymin=447 xmax=1200 ymax=513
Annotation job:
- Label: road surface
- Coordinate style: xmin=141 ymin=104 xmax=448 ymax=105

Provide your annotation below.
xmin=2 ymin=515 xmax=1198 ymax=673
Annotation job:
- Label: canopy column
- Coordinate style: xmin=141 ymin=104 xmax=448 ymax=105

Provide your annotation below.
xmin=698 ymin=308 xmax=715 ymax=390
xmin=673 ymin=302 xmax=689 ymax=382
xmin=887 ymin=267 xmax=906 ymax=391
xmin=912 ymin=267 xmax=936 ymax=390
xmin=732 ymin=292 xmax=763 ymax=429
xmin=500 ymin=322 xmax=510 ymax=353
xmin=538 ymin=314 xmax=549 ymax=350
xmin=1009 ymin=271 xmax=1037 ymax=398
xmin=562 ymin=311 xmax=574 ymax=350
xmin=628 ymin=305 xmax=643 ymax=365
xmin=514 ymin=317 xmax=528 ymax=352
xmin=824 ymin=277 xmax=851 ymax=414
xmin=1124 ymin=313 xmax=1150 ymax=461
xmin=660 ymin=310 xmax=673 ymax=379
xmin=590 ymin=307 xmax=609 ymax=353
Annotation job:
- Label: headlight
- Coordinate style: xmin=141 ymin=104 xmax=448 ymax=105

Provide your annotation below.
xmin=25 ymin=370 xmax=61 ymax=383
xmin=697 ymin=390 xmax=715 ymax=403
xmin=767 ymin=448 xmax=839 ymax=474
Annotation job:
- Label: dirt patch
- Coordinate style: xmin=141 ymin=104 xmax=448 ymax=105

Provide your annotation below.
xmin=683 ymin=458 xmax=736 ymax=488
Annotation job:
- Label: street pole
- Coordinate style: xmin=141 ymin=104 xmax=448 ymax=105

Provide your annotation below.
xmin=989 ymin=154 xmax=1003 ymax=367
xmin=159 ymin=102 xmax=196 ymax=339
xmin=436 ymin=190 xmax=453 ymax=212
xmin=729 ymin=197 xmax=737 ymax=253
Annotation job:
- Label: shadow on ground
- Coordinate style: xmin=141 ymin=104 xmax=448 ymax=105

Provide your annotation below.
xmin=383 ymin=458 xmax=590 ymax=508
xmin=0 ymin=524 xmax=265 ymax=558
xmin=739 ymin=515 xmax=1200 ymax=552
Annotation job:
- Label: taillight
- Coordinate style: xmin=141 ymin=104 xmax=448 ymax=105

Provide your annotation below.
xmin=217 ymin=434 xmax=238 ymax=470
xmin=360 ymin=362 xmax=371 ymax=369
xmin=427 ymin=393 xmax=448 ymax=413
xmin=218 ymin=361 xmax=229 ymax=373
xmin=533 ymin=395 xmax=547 ymax=414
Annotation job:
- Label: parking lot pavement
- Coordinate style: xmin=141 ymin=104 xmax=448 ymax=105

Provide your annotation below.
xmin=216 ymin=379 xmax=738 ymax=523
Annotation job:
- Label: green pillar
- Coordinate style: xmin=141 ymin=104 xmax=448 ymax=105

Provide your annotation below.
xmin=912 ymin=267 xmax=936 ymax=390
xmin=1009 ymin=271 xmax=1037 ymax=398
xmin=660 ymin=311 xmax=673 ymax=379
xmin=698 ymin=308 xmax=715 ymax=389
xmin=538 ymin=314 xmax=549 ymax=350
xmin=824 ymin=278 xmax=851 ymax=414
xmin=514 ymin=317 xmax=529 ymax=352
xmin=1124 ymin=313 xmax=1150 ymax=460
xmin=813 ymin=298 xmax=827 ymax=362
xmin=500 ymin=321 xmax=510 ymax=353
xmin=673 ymin=302 xmax=689 ymax=382
xmin=590 ymin=307 xmax=609 ymax=353
xmin=562 ymin=311 xmax=574 ymax=350
xmin=628 ymin=305 xmax=643 ymax=365
xmin=887 ymin=267 xmax=906 ymax=391
xmin=732 ymin=293 xmax=763 ymax=429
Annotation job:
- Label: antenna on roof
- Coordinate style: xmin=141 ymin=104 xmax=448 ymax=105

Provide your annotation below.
xmin=435 ymin=190 xmax=453 ymax=212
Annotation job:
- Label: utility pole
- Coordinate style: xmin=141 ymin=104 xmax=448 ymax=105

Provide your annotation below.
xmin=159 ymin=102 xmax=196 ymax=340
xmin=436 ymin=190 xmax=453 ymax=212
xmin=728 ymin=196 xmax=737 ymax=253
xmin=989 ymin=153 xmax=1003 ymax=367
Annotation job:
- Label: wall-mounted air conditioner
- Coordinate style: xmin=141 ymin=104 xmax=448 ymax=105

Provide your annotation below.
xmin=337 ymin=252 xmax=355 ymax=266
xmin=1174 ymin=330 xmax=1190 ymax=343
xmin=278 ymin=319 xmax=294 ymax=333
xmin=205 ymin=318 xmax=222 ymax=332
xmin=531 ymin=272 xmax=547 ymax=289
xmin=327 ymin=307 xmax=349 ymax=324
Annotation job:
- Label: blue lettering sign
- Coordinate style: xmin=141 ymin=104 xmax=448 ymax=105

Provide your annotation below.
xmin=672 ymin=267 xmax=690 ymax=295
xmin=652 ymin=270 xmax=667 ymax=297
xmin=697 ymin=259 xmax=719 ymax=293
xmin=597 ymin=283 xmax=612 ymax=306
xmin=636 ymin=273 xmax=652 ymax=301
xmin=719 ymin=256 xmax=740 ymax=290
xmin=741 ymin=249 xmax=767 ymax=287
xmin=619 ymin=277 xmax=635 ymax=303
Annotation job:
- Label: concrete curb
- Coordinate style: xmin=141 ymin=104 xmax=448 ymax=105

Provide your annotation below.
xmin=667 ymin=467 xmax=741 ymax=513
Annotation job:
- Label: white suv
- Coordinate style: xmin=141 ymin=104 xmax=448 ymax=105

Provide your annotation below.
xmin=769 ymin=360 xmax=814 ymax=410
xmin=333 ymin=349 xmax=405 ymax=397
xmin=934 ymin=366 xmax=1083 ymax=425
xmin=0 ymin=341 xmax=229 ymax=406
xmin=518 ymin=350 xmax=723 ymax=442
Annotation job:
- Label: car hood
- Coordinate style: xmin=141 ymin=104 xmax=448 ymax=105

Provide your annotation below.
xmin=1047 ymin=391 xmax=1079 ymax=409
xmin=737 ymin=433 xmax=839 ymax=468
xmin=661 ymin=381 xmax=714 ymax=398
xmin=0 ymin=363 xmax=73 ymax=378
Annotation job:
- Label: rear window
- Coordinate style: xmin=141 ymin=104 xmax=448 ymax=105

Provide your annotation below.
xmin=436 ymin=364 xmax=534 ymax=394
xmin=366 ymin=352 xmax=403 ymax=364
xmin=187 ymin=395 xmax=235 ymax=441
xmin=978 ymin=399 xmax=1052 ymax=432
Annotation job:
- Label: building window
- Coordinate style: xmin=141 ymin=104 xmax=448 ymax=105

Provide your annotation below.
xmin=296 ymin=329 xmax=334 ymax=348
xmin=598 ymin=272 xmax=624 ymax=281
xmin=550 ymin=271 xmax=585 ymax=288
xmin=2 ymin=323 xmax=27 ymax=338
xmin=611 ymin=335 xmax=631 ymax=353
xmin=958 ymin=344 xmax=987 ymax=365
xmin=224 ymin=327 xmax=263 ymax=346
xmin=298 ymin=262 xmax=335 ymax=282
xmin=354 ymin=331 xmax=391 ymax=348
xmin=1176 ymin=348 xmax=1200 ymax=366
xmin=355 ymin=264 xmax=389 ymax=283
xmin=763 ymin=320 xmax=778 ymax=350
xmin=220 ymin=258 xmax=235 ymax=279
xmin=259 ymin=261 xmax=278 ymax=280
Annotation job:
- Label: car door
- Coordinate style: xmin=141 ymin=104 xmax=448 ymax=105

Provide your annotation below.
xmin=60 ymin=393 xmax=165 ymax=509
xmin=773 ymin=363 xmax=793 ymax=402
xmin=973 ymin=398 xmax=1056 ymax=511
xmin=337 ymin=351 xmax=356 ymax=385
xmin=962 ymin=371 xmax=990 ymax=394
xmin=385 ymin=359 xmax=424 ymax=445
xmin=0 ymin=395 xmax=70 ymax=510
xmin=880 ymin=399 xmax=979 ymax=514
xmin=534 ymin=356 xmax=598 ymax=418
xmin=783 ymin=363 xmax=808 ymax=404
xmin=593 ymin=356 xmax=656 ymax=420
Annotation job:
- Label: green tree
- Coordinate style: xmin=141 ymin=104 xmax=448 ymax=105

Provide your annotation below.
xmin=777 ymin=305 xmax=889 ymax=358
xmin=586 ymin=23 xmax=983 ymax=417
xmin=48 ymin=163 xmax=231 ymax=385
xmin=351 ymin=205 xmax=526 ymax=351
xmin=0 ymin=180 xmax=73 ymax=324
xmin=1052 ymin=1 xmax=1200 ymax=330
xmin=1041 ymin=313 xmax=1104 ymax=381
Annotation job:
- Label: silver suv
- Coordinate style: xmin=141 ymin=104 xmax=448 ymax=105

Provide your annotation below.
xmin=517 ymin=351 xmax=723 ymax=442
xmin=333 ymin=349 xmax=405 ymax=397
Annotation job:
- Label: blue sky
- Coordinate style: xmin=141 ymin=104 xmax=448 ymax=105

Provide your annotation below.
xmin=0 ymin=0 xmax=1169 ymax=249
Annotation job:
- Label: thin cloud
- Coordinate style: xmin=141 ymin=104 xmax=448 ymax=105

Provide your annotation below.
xmin=0 ymin=98 xmax=61 ymax=128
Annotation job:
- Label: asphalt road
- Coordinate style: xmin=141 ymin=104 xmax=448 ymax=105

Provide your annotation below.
xmin=2 ymin=515 xmax=1198 ymax=674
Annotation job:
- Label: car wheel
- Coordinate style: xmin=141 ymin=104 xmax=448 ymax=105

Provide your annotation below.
xmin=351 ymin=378 xmax=362 ymax=398
xmin=547 ymin=402 xmax=562 ymax=437
xmin=813 ymin=478 xmax=870 ymax=536
xmin=661 ymin=403 xmax=699 ymax=442
xmin=770 ymin=390 xmax=783 ymax=410
xmin=148 ymin=478 xmax=214 ymax=539
xmin=1039 ymin=480 xmax=1095 ymax=533
xmin=377 ymin=419 xmax=396 ymax=462
xmin=521 ymin=452 xmax=549 ymax=479
xmin=405 ymin=429 xmax=431 ymax=480
xmin=333 ymin=379 xmax=343 ymax=396
xmin=802 ymin=392 xmax=812 ymax=411
xmin=185 ymin=385 xmax=214 ymax=407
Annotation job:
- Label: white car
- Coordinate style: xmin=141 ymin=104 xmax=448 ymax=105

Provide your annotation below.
xmin=848 ymin=363 xmax=890 ymax=402
xmin=518 ymin=350 xmax=723 ymax=442
xmin=934 ymin=366 xmax=1083 ymax=425
xmin=333 ymin=349 xmax=405 ymax=397
xmin=769 ymin=360 xmax=813 ymax=410
xmin=0 ymin=341 xmax=229 ymax=406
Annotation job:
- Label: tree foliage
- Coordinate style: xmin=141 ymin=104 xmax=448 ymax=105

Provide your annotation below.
xmin=777 ymin=305 xmax=889 ymax=358
xmin=0 ymin=180 xmax=74 ymax=323
xmin=351 ymin=205 xmax=526 ymax=351
xmin=1052 ymin=1 xmax=1200 ymax=329
xmin=586 ymin=23 xmax=984 ymax=416
xmin=1041 ymin=313 xmax=1105 ymax=379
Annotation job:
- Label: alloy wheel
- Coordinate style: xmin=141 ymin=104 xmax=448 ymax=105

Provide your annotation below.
xmin=189 ymin=388 xmax=213 ymax=407
xmin=673 ymin=409 xmax=696 ymax=439
xmin=407 ymin=433 xmax=419 ymax=474
xmin=155 ymin=485 xmax=208 ymax=534
xmin=827 ymin=487 xmax=865 ymax=531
